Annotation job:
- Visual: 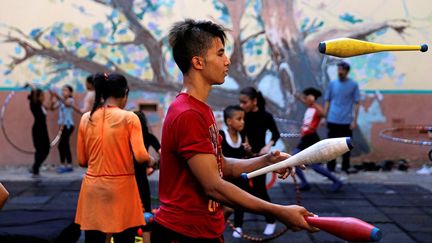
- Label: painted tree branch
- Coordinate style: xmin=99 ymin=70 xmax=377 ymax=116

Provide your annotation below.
xmin=92 ymin=0 xmax=172 ymax=83
xmin=240 ymin=30 xmax=265 ymax=46
xmin=3 ymin=30 xmax=254 ymax=111
xmin=1 ymin=35 xmax=38 ymax=70
xmin=219 ymin=0 xmax=251 ymax=87
xmin=86 ymin=38 xmax=138 ymax=46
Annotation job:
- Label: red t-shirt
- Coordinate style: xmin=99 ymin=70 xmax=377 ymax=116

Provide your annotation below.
xmin=154 ymin=93 xmax=225 ymax=239
xmin=301 ymin=105 xmax=321 ymax=136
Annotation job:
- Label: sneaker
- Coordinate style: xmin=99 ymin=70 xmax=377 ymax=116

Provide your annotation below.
xmin=263 ymin=223 xmax=276 ymax=235
xmin=232 ymin=227 xmax=242 ymax=238
xmin=416 ymin=165 xmax=432 ymax=175
xmin=330 ymin=181 xmax=343 ymax=192
xmin=57 ymin=167 xmax=73 ymax=173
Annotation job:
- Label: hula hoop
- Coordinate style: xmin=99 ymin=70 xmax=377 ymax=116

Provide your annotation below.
xmin=379 ymin=126 xmax=432 ymax=146
xmin=1 ymin=91 xmax=63 ymax=154
xmin=266 ymin=172 xmax=277 ymax=190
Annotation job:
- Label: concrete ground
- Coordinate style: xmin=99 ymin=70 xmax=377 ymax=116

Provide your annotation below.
xmin=0 ymin=165 xmax=431 ymax=242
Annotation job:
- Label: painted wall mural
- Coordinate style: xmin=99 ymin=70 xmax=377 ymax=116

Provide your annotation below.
xmin=1 ymin=0 xmax=431 ymax=159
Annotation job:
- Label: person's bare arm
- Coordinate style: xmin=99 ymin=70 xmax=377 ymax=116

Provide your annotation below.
xmin=294 ymin=92 xmax=307 ymax=105
xmin=323 ymin=101 xmax=330 ymax=118
xmin=77 ymin=116 xmax=88 ymax=167
xmin=351 ymin=102 xmax=360 ymax=130
xmin=52 ymin=94 xmax=82 ymax=114
xmin=188 ymin=154 xmax=318 ymax=232
xmin=81 ymin=92 xmax=95 ymax=114
xmin=223 ymin=150 xmax=300 ymax=180
xmin=314 ymin=103 xmax=326 ymax=118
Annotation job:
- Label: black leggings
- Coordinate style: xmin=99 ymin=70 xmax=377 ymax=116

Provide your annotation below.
xmin=32 ymin=125 xmax=50 ymax=175
xmin=58 ymin=126 xmax=74 ymax=164
xmin=250 ymin=175 xmax=275 ymax=223
xmin=32 ymin=145 xmax=50 ymax=175
xmin=134 ymin=161 xmax=151 ymax=212
xmin=84 ymin=227 xmax=139 ymax=243
xmin=230 ymin=178 xmax=251 ymax=227
xmin=327 ymin=123 xmax=352 ymax=171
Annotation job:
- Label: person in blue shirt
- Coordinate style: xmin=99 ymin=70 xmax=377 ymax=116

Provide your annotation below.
xmin=324 ymin=61 xmax=360 ymax=174
xmin=52 ymin=85 xmax=75 ymax=173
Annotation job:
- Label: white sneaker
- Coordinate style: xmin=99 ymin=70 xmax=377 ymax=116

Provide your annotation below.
xmin=416 ymin=165 xmax=432 ymax=175
xmin=232 ymin=227 xmax=242 ymax=238
xmin=263 ymin=223 xmax=276 ymax=235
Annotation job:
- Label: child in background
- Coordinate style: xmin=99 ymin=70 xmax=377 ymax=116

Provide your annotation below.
xmin=294 ymin=87 xmax=343 ymax=192
xmin=75 ymin=73 xmax=149 ymax=243
xmin=51 ymin=85 xmax=75 ymax=173
xmin=133 ymin=110 xmax=161 ymax=214
xmin=26 ymin=84 xmax=53 ymax=177
xmin=219 ymin=105 xmax=251 ymax=238
xmin=239 ymin=86 xmax=280 ymax=235
xmin=81 ymin=75 xmax=95 ymax=114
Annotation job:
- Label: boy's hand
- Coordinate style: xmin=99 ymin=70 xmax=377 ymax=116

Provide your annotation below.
xmin=265 ymin=150 xmax=293 ymax=179
xmin=276 ymin=205 xmax=320 ymax=233
xmin=242 ymin=142 xmax=252 ymax=153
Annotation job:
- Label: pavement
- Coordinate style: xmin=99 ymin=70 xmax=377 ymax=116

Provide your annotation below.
xmin=0 ymin=165 xmax=431 ymax=242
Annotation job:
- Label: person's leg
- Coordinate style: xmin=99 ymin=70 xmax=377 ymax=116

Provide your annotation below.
xmin=84 ymin=230 xmax=106 ymax=243
xmin=141 ymin=172 xmax=152 ymax=212
xmin=232 ymin=179 xmax=245 ymax=228
xmin=233 ymin=209 xmax=244 ymax=228
xmin=252 ymin=175 xmax=275 ymax=223
xmin=33 ymin=145 xmax=49 ymax=175
xmin=295 ymin=167 xmax=310 ymax=191
xmin=232 ymin=208 xmax=244 ymax=238
xmin=134 ymin=161 xmax=148 ymax=211
xmin=58 ymin=130 xmax=67 ymax=164
xmin=64 ymin=126 xmax=74 ymax=165
xmin=326 ymin=123 xmax=337 ymax=171
xmin=341 ymin=125 xmax=353 ymax=172
xmin=113 ymin=226 xmax=139 ymax=243
xmin=292 ymin=147 xmax=310 ymax=190
xmin=310 ymin=163 xmax=343 ymax=191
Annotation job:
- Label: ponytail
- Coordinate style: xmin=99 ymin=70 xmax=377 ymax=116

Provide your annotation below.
xmin=256 ymin=91 xmax=266 ymax=112
xmin=240 ymin=86 xmax=266 ymax=111
xmin=90 ymin=73 xmax=107 ymax=117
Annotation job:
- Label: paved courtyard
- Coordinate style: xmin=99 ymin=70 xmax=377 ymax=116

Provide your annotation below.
xmin=0 ymin=167 xmax=431 ymax=242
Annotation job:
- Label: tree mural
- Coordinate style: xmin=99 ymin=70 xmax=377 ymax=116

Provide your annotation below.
xmin=0 ymin=0 xmax=413 ymax=153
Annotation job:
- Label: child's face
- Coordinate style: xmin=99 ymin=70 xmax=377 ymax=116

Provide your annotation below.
xmin=304 ymin=94 xmax=315 ymax=105
xmin=227 ymin=111 xmax=245 ymax=132
xmin=85 ymin=82 xmax=94 ymax=91
xmin=62 ymin=87 xmax=71 ymax=98
xmin=239 ymin=95 xmax=257 ymax=113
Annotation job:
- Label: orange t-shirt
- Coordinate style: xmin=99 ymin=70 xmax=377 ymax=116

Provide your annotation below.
xmin=75 ymin=106 xmax=149 ymax=233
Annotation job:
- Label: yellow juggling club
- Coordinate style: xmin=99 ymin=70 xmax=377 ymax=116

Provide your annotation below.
xmin=318 ymin=38 xmax=428 ymax=58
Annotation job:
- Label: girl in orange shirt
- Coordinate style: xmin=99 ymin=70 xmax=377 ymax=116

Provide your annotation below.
xmin=75 ymin=73 xmax=149 ymax=243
